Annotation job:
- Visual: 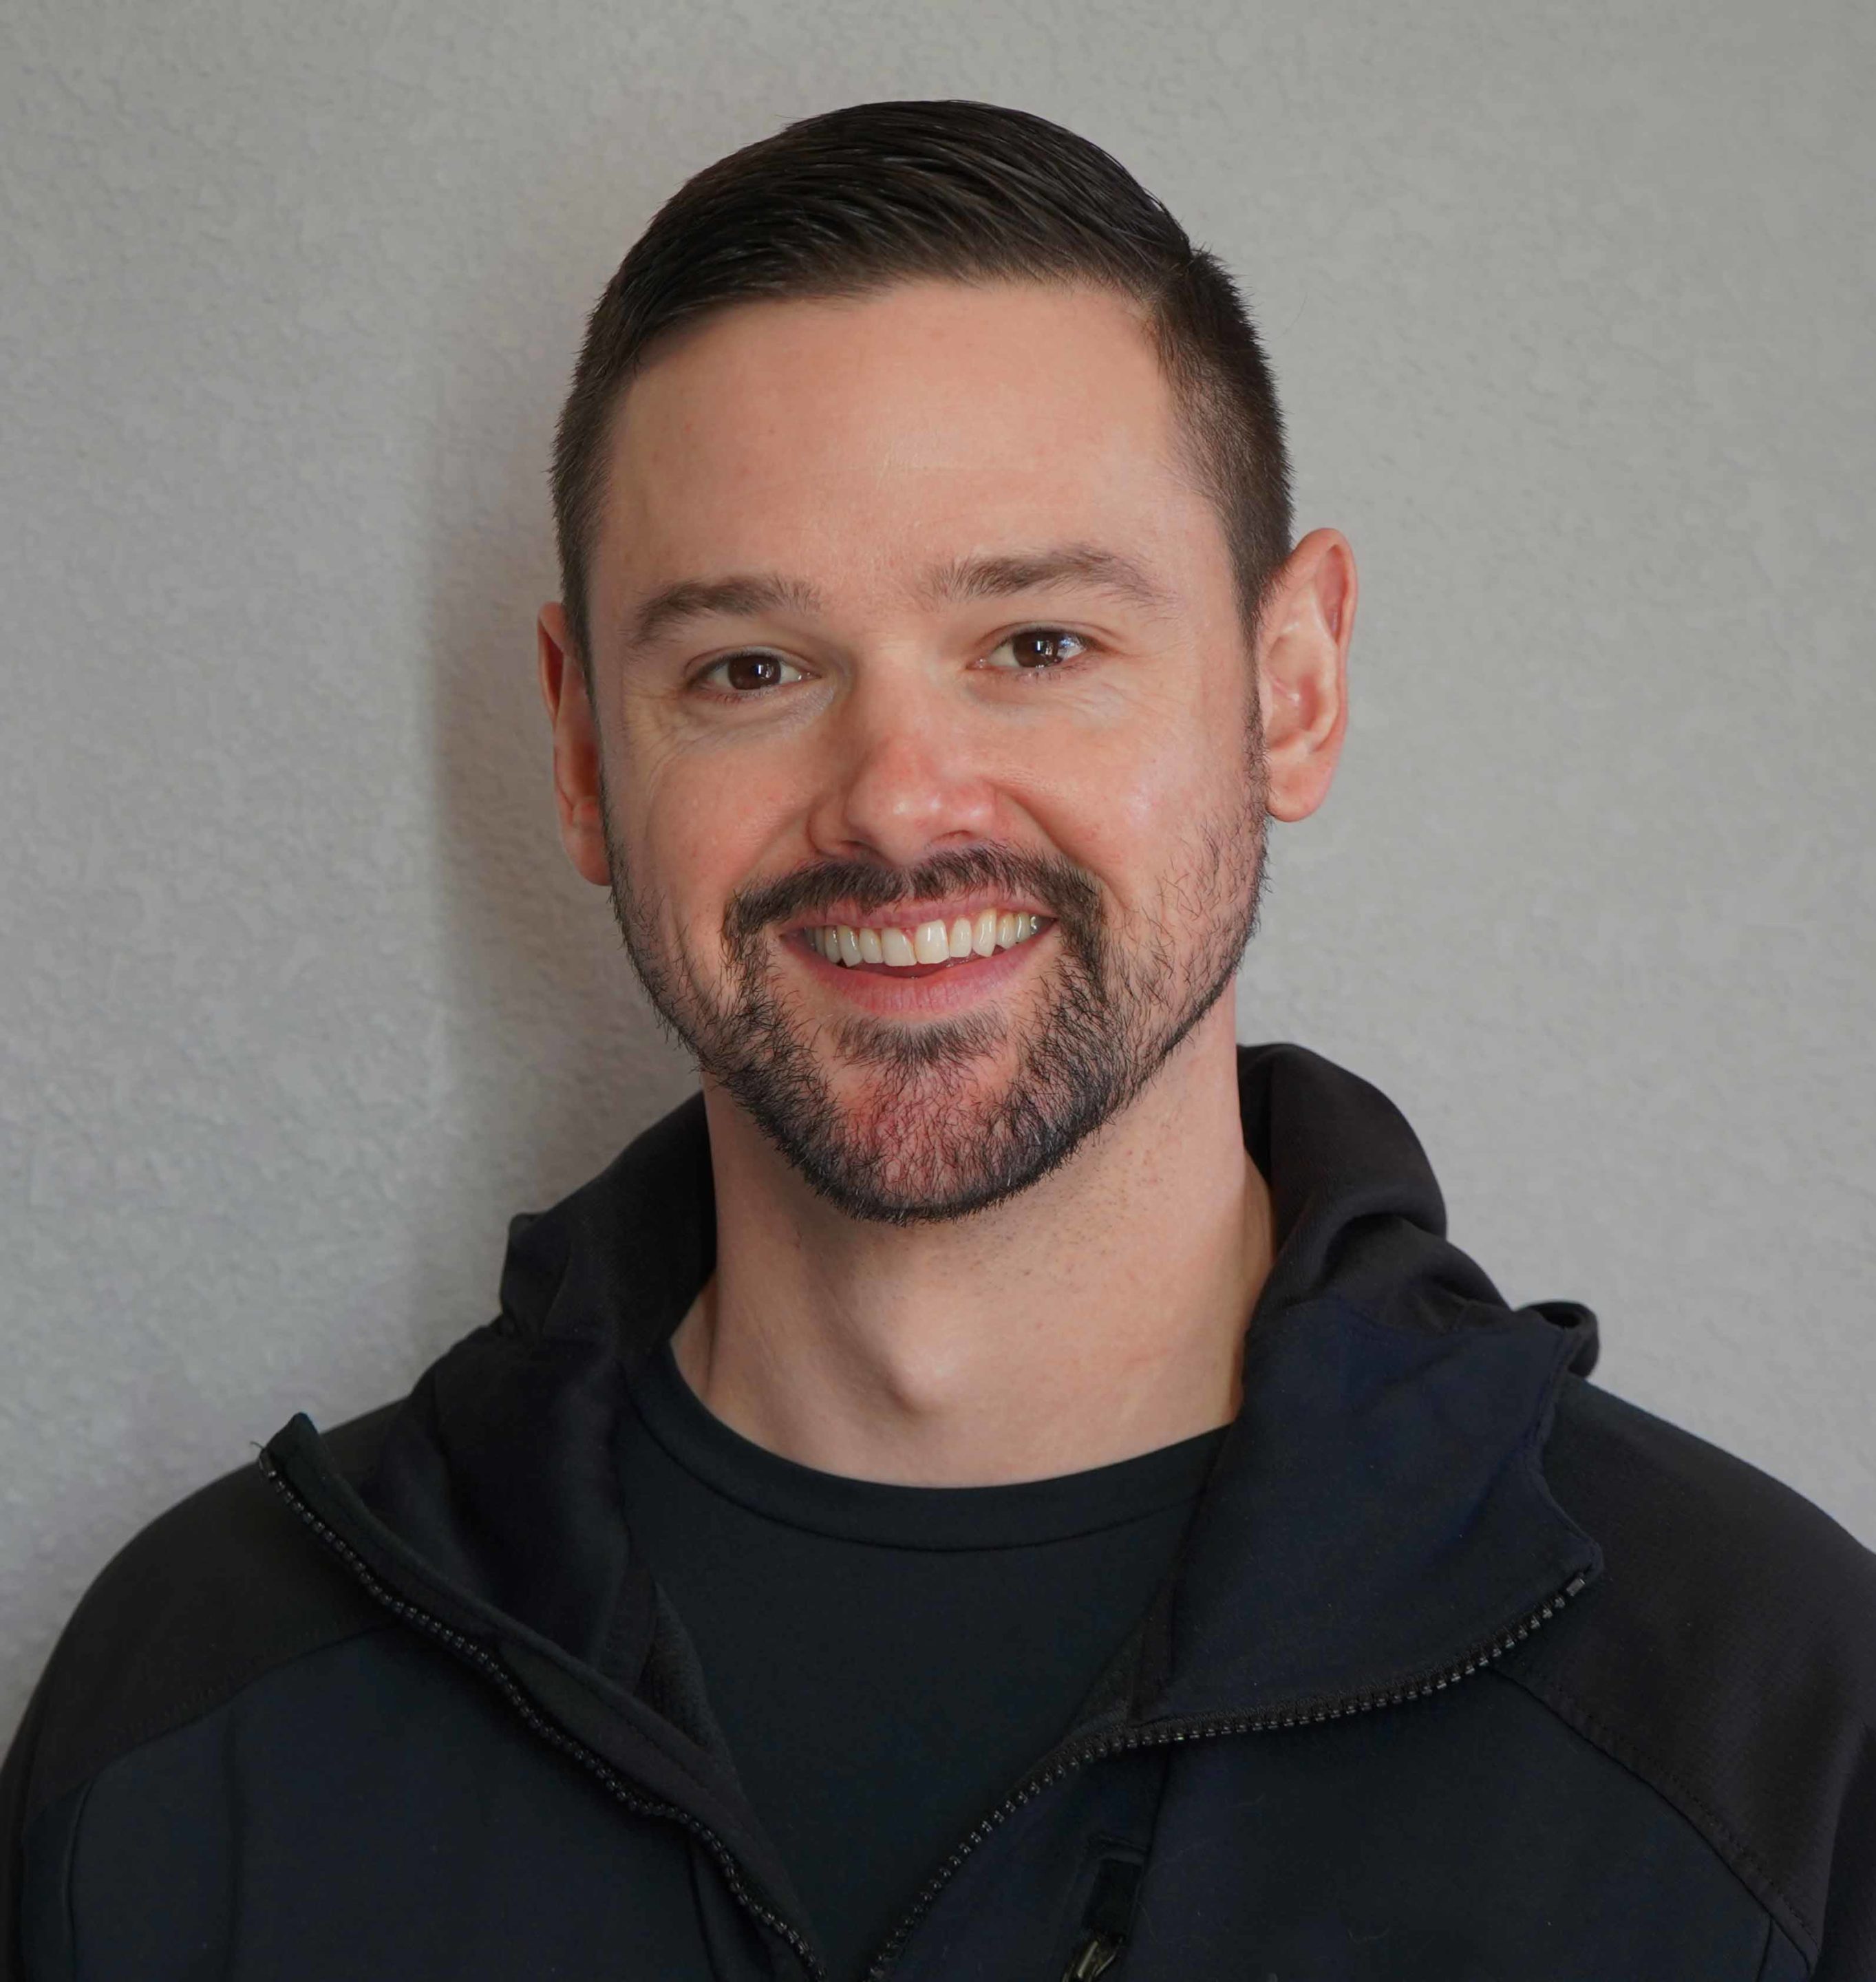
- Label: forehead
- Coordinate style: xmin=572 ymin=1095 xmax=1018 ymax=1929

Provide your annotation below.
xmin=590 ymin=279 xmax=1213 ymax=617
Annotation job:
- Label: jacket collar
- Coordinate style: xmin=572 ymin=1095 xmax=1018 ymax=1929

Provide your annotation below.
xmin=266 ymin=1040 xmax=1602 ymax=1731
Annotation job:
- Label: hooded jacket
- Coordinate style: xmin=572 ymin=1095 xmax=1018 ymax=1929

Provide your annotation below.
xmin=4 ymin=1041 xmax=1873 ymax=1980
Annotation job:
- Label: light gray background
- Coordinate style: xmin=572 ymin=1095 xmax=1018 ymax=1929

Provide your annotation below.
xmin=3 ymin=0 xmax=1871 ymax=1731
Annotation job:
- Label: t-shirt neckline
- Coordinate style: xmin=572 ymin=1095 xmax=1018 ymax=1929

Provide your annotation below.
xmin=622 ymin=1339 xmax=1230 ymax=1553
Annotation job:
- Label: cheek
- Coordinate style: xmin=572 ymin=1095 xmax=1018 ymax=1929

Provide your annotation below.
xmin=1032 ymin=698 xmax=1242 ymax=931
xmin=1067 ymin=712 xmax=1213 ymax=858
xmin=626 ymin=753 xmax=795 ymax=932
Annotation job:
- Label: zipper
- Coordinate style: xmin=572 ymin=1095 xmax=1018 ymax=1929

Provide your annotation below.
xmin=257 ymin=1450 xmax=831 ymax=1982
xmin=1060 ymin=1931 xmax=1124 ymax=1981
xmin=861 ymin=1567 xmax=1590 ymax=1982
xmin=259 ymin=1446 xmax=1586 ymax=1982
xmin=1058 ymin=1857 xmax=1143 ymax=1980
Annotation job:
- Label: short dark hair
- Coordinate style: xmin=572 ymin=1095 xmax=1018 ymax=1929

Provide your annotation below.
xmin=551 ymin=98 xmax=1293 ymax=696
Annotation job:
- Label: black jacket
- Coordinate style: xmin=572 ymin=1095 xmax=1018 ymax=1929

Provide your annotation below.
xmin=6 ymin=1041 xmax=1874 ymax=1979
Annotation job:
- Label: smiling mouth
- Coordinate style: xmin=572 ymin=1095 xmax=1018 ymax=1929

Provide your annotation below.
xmin=797 ymin=941 xmax=959 ymax=979
xmin=793 ymin=911 xmax=1052 ymax=977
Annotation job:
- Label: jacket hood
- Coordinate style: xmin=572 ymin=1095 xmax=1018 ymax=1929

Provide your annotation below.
xmin=266 ymin=1039 xmax=1603 ymax=1736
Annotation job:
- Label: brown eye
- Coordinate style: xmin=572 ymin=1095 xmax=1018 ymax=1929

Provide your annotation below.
xmin=983 ymin=627 xmax=1090 ymax=673
xmin=697 ymin=652 xmax=806 ymax=696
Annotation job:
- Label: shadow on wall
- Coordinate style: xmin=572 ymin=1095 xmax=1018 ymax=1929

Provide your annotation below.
xmin=405 ymin=191 xmax=701 ymax=1361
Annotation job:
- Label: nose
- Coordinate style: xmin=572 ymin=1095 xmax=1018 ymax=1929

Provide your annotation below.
xmin=804 ymin=665 xmax=1001 ymax=871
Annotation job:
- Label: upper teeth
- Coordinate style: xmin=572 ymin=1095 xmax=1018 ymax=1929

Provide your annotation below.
xmin=809 ymin=910 xmax=1043 ymax=967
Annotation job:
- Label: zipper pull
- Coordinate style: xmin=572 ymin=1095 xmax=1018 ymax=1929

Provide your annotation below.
xmin=1060 ymin=1935 xmax=1123 ymax=1981
xmin=1058 ymin=1857 xmax=1142 ymax=1981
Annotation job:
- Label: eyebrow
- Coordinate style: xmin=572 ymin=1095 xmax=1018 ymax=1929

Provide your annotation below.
xmin=620 ymin=544 xmax=1178 ymax=656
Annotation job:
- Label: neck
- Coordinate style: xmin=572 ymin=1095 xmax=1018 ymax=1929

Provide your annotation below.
xmin=670 ymin=1004 xmax=1273 ymax=1485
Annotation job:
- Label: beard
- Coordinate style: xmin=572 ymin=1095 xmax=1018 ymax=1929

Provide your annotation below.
xmin=599 ymin=703 xmax=1270 ymax=1228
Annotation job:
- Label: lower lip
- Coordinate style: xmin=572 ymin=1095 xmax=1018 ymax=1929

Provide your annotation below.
xmin=785 ymin=924 xmax=1053 ymax=1013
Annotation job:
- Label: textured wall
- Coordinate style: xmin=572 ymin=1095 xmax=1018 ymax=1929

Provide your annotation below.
xmin=3 ymin=0 xmax=1871 ymax=1729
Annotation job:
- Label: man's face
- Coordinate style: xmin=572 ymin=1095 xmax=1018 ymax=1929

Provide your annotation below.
xmin=581 ymin=277 xmax=1270 ymax=1226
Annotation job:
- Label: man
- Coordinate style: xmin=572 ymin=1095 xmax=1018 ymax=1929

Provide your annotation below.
xmin=4 ymin=96 xmax=1873 ymax=1982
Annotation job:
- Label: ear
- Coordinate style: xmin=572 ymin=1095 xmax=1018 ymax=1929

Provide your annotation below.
xmin=537 ymin=602 xmax=612 ymax=888
xmin=1256 ymin=528 xmax=1356 ymax=825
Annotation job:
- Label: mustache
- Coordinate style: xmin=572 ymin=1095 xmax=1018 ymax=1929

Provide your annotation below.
xmin=727 ymin=845 xmax=1101 ymax=948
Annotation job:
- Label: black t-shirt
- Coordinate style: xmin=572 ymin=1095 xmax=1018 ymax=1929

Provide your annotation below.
xmin=616 ymin=1341 xmax=1226 ymax=1982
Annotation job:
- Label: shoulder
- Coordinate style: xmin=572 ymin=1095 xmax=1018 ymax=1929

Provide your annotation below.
xmin=1543 ymin=1372 xmax=1876 ymax=1661
xmin=3 ymin=1403 xmax=399 ymax=1833
xmin=1502 ymin=1373 xmax=1876 ymax=1968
